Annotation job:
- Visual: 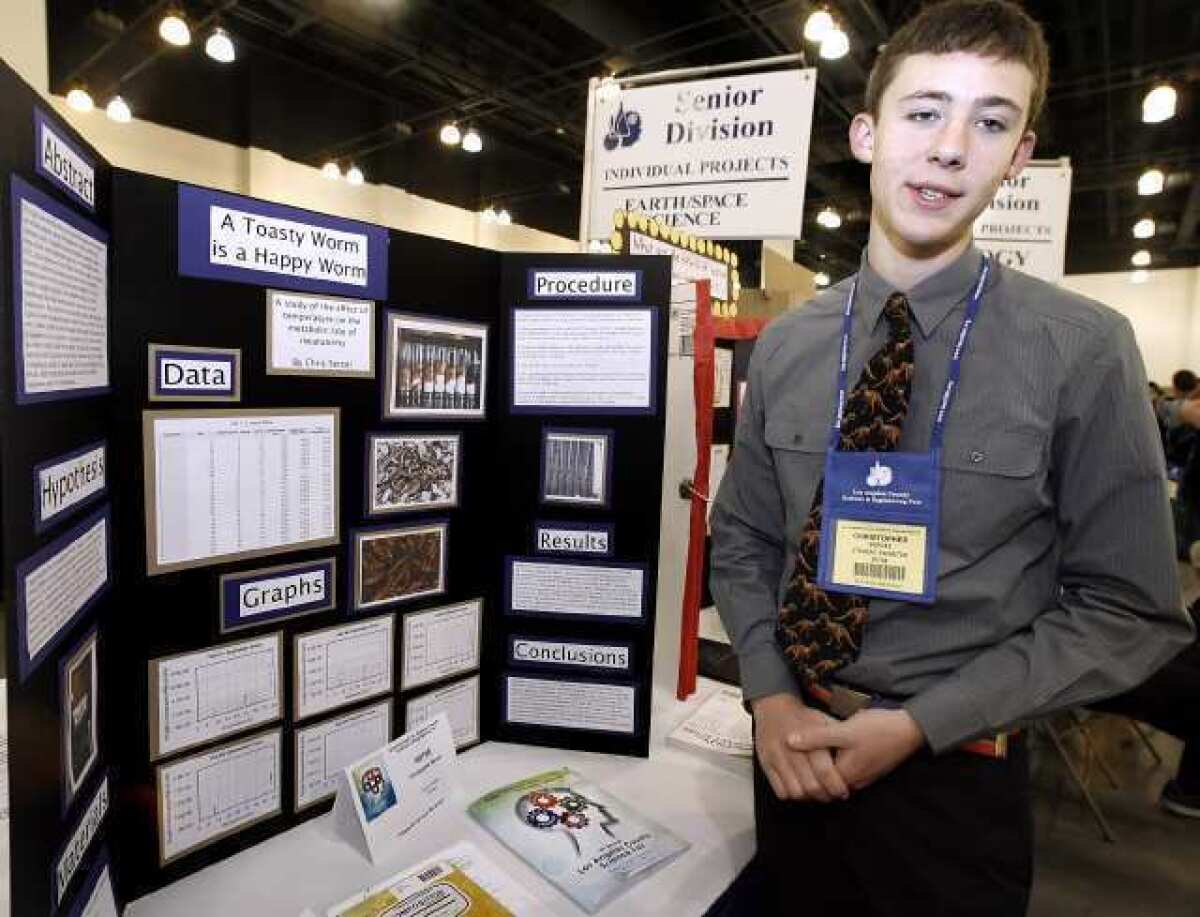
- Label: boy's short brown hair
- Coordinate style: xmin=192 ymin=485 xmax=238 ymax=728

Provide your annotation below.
xmin=864 ymin=0 xmax=1051 ymax=129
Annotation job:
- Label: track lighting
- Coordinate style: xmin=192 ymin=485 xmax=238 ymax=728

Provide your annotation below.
xmin=105 ymin=95 xmax=132 ymax=123
xmin=461 ymin=128 xmax=482 ymax=153
xmin=159 ymin=10 xmax=191 ymax=47
xmin=205 ymin=27 xmax=236 ymax=63
xmin=66 ymin=87 xmax=94 ymax=112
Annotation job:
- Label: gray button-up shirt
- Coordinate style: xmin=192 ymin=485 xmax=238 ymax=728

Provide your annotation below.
xmin=710 ymin=244 xmax=1196 ymax=753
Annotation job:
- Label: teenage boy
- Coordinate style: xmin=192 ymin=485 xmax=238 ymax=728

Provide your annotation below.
xmin=710 ymin=1 xmax=1195 ymax=914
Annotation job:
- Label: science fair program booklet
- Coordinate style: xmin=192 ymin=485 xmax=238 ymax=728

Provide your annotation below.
xmin=468 ymin=767 xmax=690 ymax=914
xmin=327 ymin=857 xmax=513 ymax=917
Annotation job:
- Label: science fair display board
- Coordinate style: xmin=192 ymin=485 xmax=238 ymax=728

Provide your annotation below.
xmin=0 ymin=62 xmax=117 ymax=917
xmin=0 ymin=61 xmax=670 ymax=912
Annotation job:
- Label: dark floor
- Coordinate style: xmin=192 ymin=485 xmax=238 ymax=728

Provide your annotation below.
xmin=1029 ymin=715 xmax=1200 ymax=916
xmin=1028 ymin=561 xmax=1200 ymax=916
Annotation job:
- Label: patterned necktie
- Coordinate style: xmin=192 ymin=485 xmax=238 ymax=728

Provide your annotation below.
xmin=776 ymin=292 xmax=915 ymax=686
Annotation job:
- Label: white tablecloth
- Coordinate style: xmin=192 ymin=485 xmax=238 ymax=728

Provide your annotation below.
xmin=127 ymin=678 xmax=755 ymax=917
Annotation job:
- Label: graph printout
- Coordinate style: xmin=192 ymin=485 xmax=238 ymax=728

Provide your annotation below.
xmin=294 ymin=699 xmax=392 ymax=810
xmin=156 ymin=729 xmax=281 ymax=864
xmin=401 ymin=599 xmax=481 ymax=690
xmin=295 ymin=616 xmax=393 ymax=720
xmin=144 ymin=408 xmax=339 ymax=574
xmin=150 ymin=633 xmax=283 ymax=759
xmin=407 ymin=674 xmax=480 ymax=749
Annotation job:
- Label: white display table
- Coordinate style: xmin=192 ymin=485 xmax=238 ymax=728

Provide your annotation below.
xmin=127 ymin=678 xmax=755 ymax=916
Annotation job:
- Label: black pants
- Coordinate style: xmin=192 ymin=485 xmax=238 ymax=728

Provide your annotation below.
xmin=1091 ymin=636 xmax=1200 ymax=793
xmin=752 ymin=738 xmax=1033 ymax=917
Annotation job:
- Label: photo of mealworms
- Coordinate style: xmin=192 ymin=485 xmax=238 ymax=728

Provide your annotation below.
xmin=542 ymin=430 xmax=609 ymax=506
xmin=355 ymin=523 xmax=446 ymax=609
xmin=367 ymin=434 xmax=460 ymax=514
xmin=384 ymin=313 xmax=488 ymax=419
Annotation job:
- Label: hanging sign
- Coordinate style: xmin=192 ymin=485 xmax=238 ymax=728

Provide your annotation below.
xmin=611 ymin=212 xmax=740 ymax=317
xmin=972 ymin=159 xmax=1071 ymax=284
xmin=584 ymin=68 xmax=816 ymax=240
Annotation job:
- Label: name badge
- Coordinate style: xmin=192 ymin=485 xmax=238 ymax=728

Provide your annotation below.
xmin=815 ymin=449 xmax=941 ymax=604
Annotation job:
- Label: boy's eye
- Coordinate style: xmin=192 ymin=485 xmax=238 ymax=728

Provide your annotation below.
xmin=977 ymin=117 xmax=1008 ymax=132
xmin=906 ymin=109 xmax=939 ymax=122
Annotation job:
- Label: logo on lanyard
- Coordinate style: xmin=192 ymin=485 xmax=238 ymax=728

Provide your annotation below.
xmin=866 ymin=461 xmax=893 ymax=488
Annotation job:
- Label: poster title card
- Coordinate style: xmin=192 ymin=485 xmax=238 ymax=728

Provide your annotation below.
xmin=178 ymin=185 xmax=388 ymax=299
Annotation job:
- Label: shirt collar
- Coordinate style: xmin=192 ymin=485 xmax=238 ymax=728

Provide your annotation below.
xmin=856 ymin=244 xmax=989 ymax=337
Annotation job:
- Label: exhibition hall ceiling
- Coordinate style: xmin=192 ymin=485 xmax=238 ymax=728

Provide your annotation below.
xmin=49 ymin=0 xmax=1200 ymax=279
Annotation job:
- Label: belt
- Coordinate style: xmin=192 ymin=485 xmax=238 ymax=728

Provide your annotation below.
xmin=804 ymin=682 xmax=1016 ymax=760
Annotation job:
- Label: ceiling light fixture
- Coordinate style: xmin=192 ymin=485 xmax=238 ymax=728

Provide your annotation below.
xmin=496 ymin=209 xmax=512 ymax=226
xmin=345 ymin=165 xmax=364 ymax=186
xmin=1142 ymin=83 xmax=1177 ymax=124
xmin=814 ymin=271 xmax=831 ymax=288
xmin=66 ymin=86 xmax=94 ymax=112
xmin=439 ymin=122 xmax=461 ymax=146
xmin=1133 ymin=217 xmax=1156 ymax=239
xmin=1130 ymin=269 xmax=1149 ymax=284
xmin=803 ymin=9 xmax=834 ymax=42
xmin=1138 ymin=167 xmax=1165 ymax=196
xmin=158 ymin=10 xmax=191 ymax=47
xmin=819 ymin=27 xmax=850 ymax=60
xmin=105 ymin=95 xmax=132 ymax=123
xmin=816 ymin=206 xmax=842 ymax=229
xmin=321 ymin=161 xmax=341 ymax=180
xmin=461 ymin=128 xmax=482 ymax=154
xmin=1131 ymin=250 xmax=1151 ymax=267
xmin=205 ymin=27 xmax=236 ymax=63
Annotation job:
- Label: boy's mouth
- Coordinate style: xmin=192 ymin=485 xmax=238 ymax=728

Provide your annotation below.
xmin=906 ymin=182 xmax=964 ymax=209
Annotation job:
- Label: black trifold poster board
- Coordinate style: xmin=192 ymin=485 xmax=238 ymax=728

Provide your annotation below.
xmin=0 ymin=60 xmax=670 ymax=913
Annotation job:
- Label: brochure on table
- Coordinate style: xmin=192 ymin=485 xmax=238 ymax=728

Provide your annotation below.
xmin=0 ymin=58 xmax=671 ymax=915
xmin=469 ymin=766 xmax=690 ymax=914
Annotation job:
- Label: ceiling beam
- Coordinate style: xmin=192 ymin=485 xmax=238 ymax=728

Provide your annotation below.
xmin=1098 ymin=0 xmax=1118 ymax=240
xmin=59 ymin=0 xmax=171 ymax=90
xmin=841 ymin=0 xmax=889 ymax=47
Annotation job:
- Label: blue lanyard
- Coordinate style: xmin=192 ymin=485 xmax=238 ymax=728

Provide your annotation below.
xmin=830 ymin=258 xmax=991 ymax=452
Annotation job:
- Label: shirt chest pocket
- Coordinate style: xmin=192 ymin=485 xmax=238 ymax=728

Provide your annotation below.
xmin=938 ymin=428 xmax=1051 ymax=565
xmin=764 ymin=417 xmax=827 ymax=537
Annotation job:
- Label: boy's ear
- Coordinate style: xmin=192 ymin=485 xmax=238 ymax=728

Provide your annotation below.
xmin=849 ymin=113 xmax=875 ymax=164
xmin=1005 ymin=129 xmax=1038 ymax=180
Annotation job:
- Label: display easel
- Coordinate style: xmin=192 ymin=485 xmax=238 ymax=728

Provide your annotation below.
xmin=677 ymin=287 xmax=770 ymax=700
